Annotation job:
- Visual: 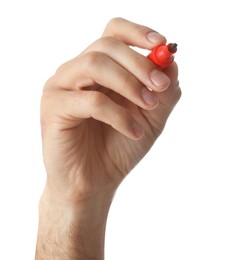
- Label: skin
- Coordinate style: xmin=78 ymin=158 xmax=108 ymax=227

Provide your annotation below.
xmin=35 ymin=17 xmax=181 ymax=260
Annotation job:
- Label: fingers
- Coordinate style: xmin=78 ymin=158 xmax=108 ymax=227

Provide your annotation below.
xmin=42 ymin=90 xmax=144 ymax=140
xmin=102 ymin=17 xmax=166 ymax=50
xmin=83 ymin=37 xmax=171 ymax=92
xmin=53 ymin=18 xmax=171 ymax=104
xmin=139 ymin=63 xmax=181 ymax=138
xmin=42 ymin=17 xmax=180 ymax=141
xmin=149 ymin=59 xmax=181 ymax=117
xmin=53 ymin=51 xmax=160 ymax=111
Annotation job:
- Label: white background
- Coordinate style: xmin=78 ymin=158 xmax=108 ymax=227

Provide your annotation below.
xmin=0 ymin=0 xmax=225 ymax=259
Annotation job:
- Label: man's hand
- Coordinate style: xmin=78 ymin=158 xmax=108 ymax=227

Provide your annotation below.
xmin=36 ymin=18 xmax=181 ymax=259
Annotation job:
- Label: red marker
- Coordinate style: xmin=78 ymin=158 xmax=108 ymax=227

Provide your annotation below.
xmin=147 ymin=43 xmax=177 ymax=69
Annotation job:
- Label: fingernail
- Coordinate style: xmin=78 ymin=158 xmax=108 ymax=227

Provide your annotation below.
xmin=141 ymin=87 xmax=159 ymax=108
xmin=150 ymin=69 xmax=170 ymax=91
xmin=147 ymin=32 xmax=166 ymax=44
xmin=132 ymin=121 xmax=144 ymax=139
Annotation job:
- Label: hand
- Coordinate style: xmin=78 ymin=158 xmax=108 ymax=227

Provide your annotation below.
xmin=36 ymin=17 xmax=181 ymax=260
xmin=40 ymin=17 xmax=181 ymax=204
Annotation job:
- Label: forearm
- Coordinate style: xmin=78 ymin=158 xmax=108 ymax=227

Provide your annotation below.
xmin=35 ymin=188 xmax=113 ymax=260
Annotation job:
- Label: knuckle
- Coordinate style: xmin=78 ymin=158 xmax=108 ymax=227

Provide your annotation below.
xmin=106 ymin=17 xmax=124 ymax=30
xmin=94 ymin=36 xmax=123 ymax=52
xmin=42 ymin=76 xmax=55 ymax=92
xmin=81 ymin=51 xmax=107 ymax=70
xmin=89 ymin=91 xmax=106 ymax=108
xmin=55 ymin=62 xmax=67 ymax=74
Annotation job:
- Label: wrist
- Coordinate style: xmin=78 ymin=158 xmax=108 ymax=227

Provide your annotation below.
xmin=40 ymin=184 xmax=114 ymax=221
xmin=36 ymin=187 xmax=114 ymax=259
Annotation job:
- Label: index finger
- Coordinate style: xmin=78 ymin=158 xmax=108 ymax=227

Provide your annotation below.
xmin=102 ymin=17 xmax=167 ymax=50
